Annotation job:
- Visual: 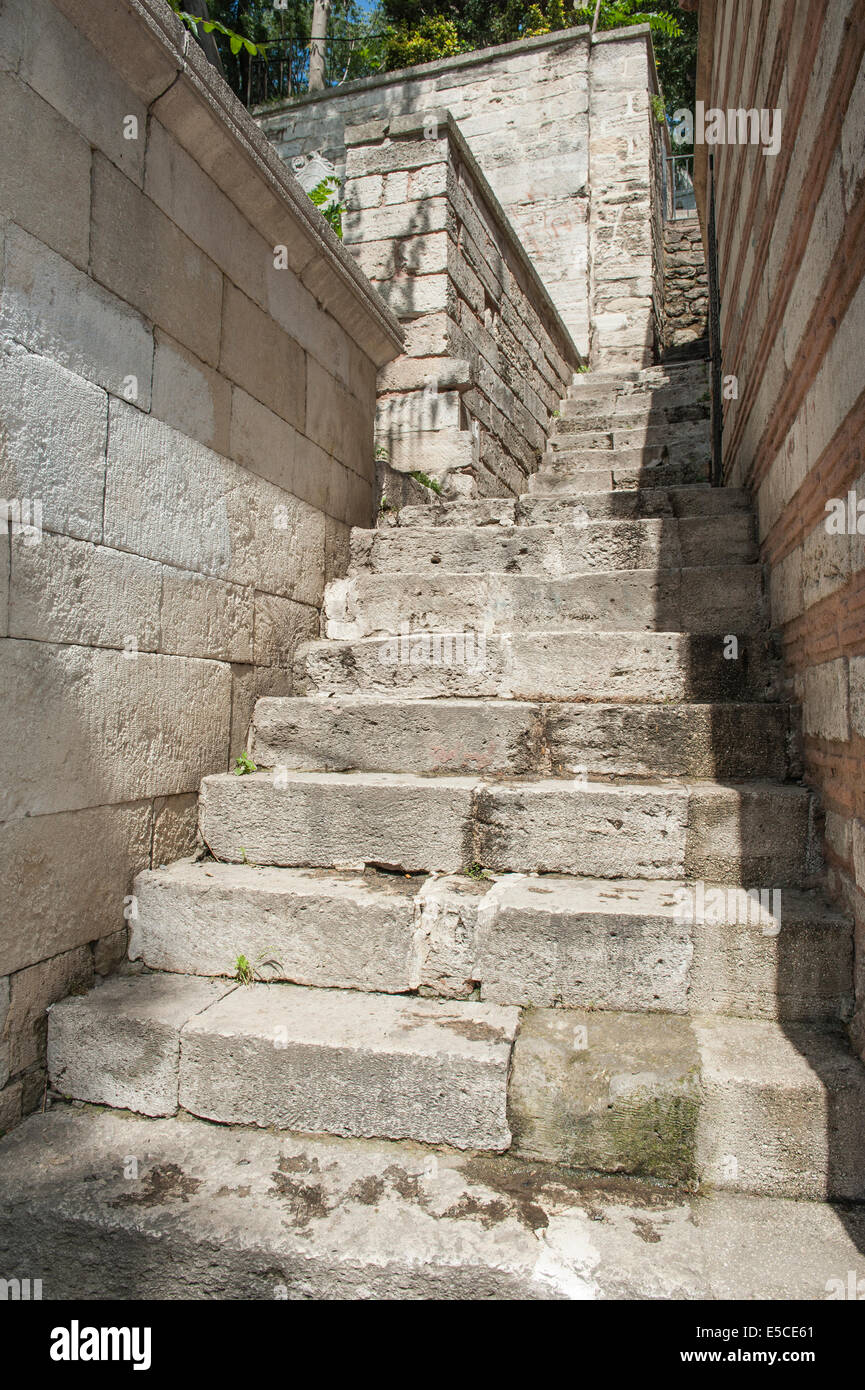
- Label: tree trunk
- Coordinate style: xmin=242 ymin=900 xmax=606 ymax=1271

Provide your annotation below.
xmin=185 ymin=0 xmax=226 ymax=77
xmin=308 ymin=0 xmax=332 ymax=92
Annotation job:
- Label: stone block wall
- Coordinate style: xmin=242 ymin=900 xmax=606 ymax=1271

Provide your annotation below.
xmin=342 ymin=112 xmax=580 ymax=497
xmin=586 ymin=28 xmax=665 ymax=369
xmin=0 ymin=0 xmax=400 ymax=1131
xmin=692 ymin=0 xmax=865 ymax=1051
xmin=663 ymin=217 xmax=708 ymax=352
xmin=258 ymin=27 xmax=593 ymax=354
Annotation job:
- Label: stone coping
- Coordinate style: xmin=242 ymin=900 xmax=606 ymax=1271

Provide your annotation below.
xmin=345 ymin=108 xmax=584 ymax=372
xmin=52 ymin=0 xmax=404 ymax=367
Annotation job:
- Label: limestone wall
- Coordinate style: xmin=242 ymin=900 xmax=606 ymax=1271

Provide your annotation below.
xmin=343 ymin=111 xmax=580 ymax=498
xmin=693 ymin=0 xmax=865 ymax=1051
xmin=258 ymin=28 xmax=593 ymax=355
xmin=586 ymin=28 xmax=664 ymax=369
xmin=0 ymin=0 xmax=401 ymax=1131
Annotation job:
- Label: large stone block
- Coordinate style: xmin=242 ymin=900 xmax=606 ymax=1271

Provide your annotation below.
xmin=0 ymin=801 xmax=153 ymax=974
xmin=473 ymin=781 xmax=688 ymax=878
xmin=0 ymin=225 xmax=154 ymax=410
xmin=90 ymin=153 xmax=223 ymax=366
xmin=509 ymin=1008 xmax=700 ymax=1181
xmin=476 ymin=876 xmax=692 ymax=1011
xmin=104 ymin=401 xmax=326 ymax=601
xmin=305 ymin=357 xmax=373 ymax=480
xmin=803 ymin=658 xmax=850 ymax=743
xmin=0 ymin=640 xmax=231 ymax=820
xmin=14 ymin=0 xmax=146 ymax=185
xmin=0 ymin=341 xmax=109 ymax=544
xmin=219 ymin=283 xmax=306 ymax=431
xmin=6 ymin=944 xmax=93 ymax=1074
xmin=160 ymin=568 xmax=253 ymax=663
xmin=48 ymin=973 xmax=231 ymax=1117
xmin=131 ymin=862 xmax=420 ymax=994
xmin=198 ymin=770 xmax=475 ymax=872
xmin=0 ymin=70 xmax=91 ymax=266
xmin=179 ymin=982 xmax=518 ymax=1149
xmin=144 ymin=117 xmax=267 ymax=307
xmin=8 ymin=532 xmax=162 ymax=651
xmin=151 ymin=331 xmax=231 ymax=456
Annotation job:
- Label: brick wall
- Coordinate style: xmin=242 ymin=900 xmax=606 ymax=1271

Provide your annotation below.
xmin=692 ymin=0 xmax=865 ymax=1052
xmin=342 ymin=112 xmax=581 ymax=498
xmin=0 ymin=0 xmax=401 ymax=1131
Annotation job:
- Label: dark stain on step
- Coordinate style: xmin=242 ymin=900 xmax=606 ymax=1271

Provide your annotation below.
xmin=110 ymin=1162 xmax=201 ymax=1208
xmin=269 ymin=1156 xmax=330 ymax=1225
xmin=441 ymin=1191 xmax=512 ymax=1228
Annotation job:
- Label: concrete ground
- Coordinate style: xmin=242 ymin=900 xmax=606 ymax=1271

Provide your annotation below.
xmin=1 ymin=1105 xmax=863 ymax=1300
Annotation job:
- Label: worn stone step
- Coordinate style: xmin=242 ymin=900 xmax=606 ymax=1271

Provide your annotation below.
xmin=251 ymin=695 xmax=796 ymax=781
xmin=694 ymin=1016 xmax=865 ymax=1199
xmin=511 ymin=1010 xmax=865 ymax=1197
xmin=557 ymin=400 xmax=709 ymax=425
xmin=352 ymin=515 xmax=756 ymax=576
xmin=8 ymin=1108 xmax=865 ymax=1300
xmin=131 ymin=862 xmax=851 ymax=1023
xmin=529 ymin=459 xmax=709 ymax=494
xmin=299 ymin=629 xmax=779 ymax=702
xmin=324 ymin=564 xmax=764 ymax=639
xmin=550 ymin=419 xmax=710 ymax=453
xmin=475 ymin=877 xmax=851 ymax=1021
xmin=198 ymin=770 xmax=813 ymax=883
xmin=394 ymin=486 xmax=751 ymax=529
xmin=47 ymin=973 xmax=519 ymax=1150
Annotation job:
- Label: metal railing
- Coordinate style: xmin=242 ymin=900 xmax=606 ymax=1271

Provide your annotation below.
xmin=707 ymin=153 xmax=724 ymax=486
xmin=246 ymin=35 xmax=388 ymax=107
xmin=666 ymin=153 xmax=697 ymax=220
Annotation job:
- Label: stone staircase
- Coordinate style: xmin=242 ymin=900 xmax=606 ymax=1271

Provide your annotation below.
xmin=13 ymin=358 xmax=865 ymax=1296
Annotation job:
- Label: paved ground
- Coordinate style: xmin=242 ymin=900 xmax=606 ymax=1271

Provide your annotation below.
xmin=1 ymin=1105 xmax=864 ymax=1299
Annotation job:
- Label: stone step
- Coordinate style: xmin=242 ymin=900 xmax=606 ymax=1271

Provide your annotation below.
xmin=299 ymin=629 xmax=779 ymax=702
xmin=45 ymin=975 xmax=865 ymax=1196
xmin=323 ymin=565 xmax=765 ymax=639
xmin=528 ymin=459 xmax=709 ymax=494
xmin=557 ymin=400 xmax=709 ymax=425
xmin=352 ymin=515 xmax=756 ymax=576
xmin=394 ymin=486 xmax=751 ymax=529
xmin=511 ymin=1010 xmax=865 ymax=1198
xmin=694 ymin=1015 xmax=865 ymax=1199
xmin=8 ymin=1107 xmax=865 ymax=1299
xmin=198 ymin=770 xmax=814 ymax=883
xmin=549 ymin=418 xmax=710 ymax=452
xmin=251 ymin=695 xmax=797 ymax=781
xmin=47 ymin=972 xmax=519 ymax=1150
xmin=130 ymin=862 xmax=851 ymax=1023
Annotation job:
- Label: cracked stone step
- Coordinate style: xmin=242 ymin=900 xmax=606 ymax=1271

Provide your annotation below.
xmin=528 ymin=460 xmax=709 ymax=494
xmin=130 ymin=862 xmax=852 ymax=1023
xmin=393 ymin=485 xmax=752 ymax=529
xmin=509 ymin=1010 xmax=865 ymax=1197
xmin=198 ymin=770 xmax=814 ymax=883
xmin=351 ymin=514 xmax=756 ymax=576
xmin=299 ymin=629 xmax=779 ymax=702
xmin=250 ymin=695 xmax=797 ymax=781
xmin=47 ymin=973 xmax=519 ymax=1150
xmin=323 ymin=565 xmax=765 ymax=639
xmin=557 ymin=400 xmax=709 ymax=425
xmin=7 ymin=1108 xmax=865 ymax=1300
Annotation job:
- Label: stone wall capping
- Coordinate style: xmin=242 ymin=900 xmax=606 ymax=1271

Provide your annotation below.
xmin=257 ymin=26 xmax=593 ymax=125
xmin=57 ymin=0 xmax=403 ymax=368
